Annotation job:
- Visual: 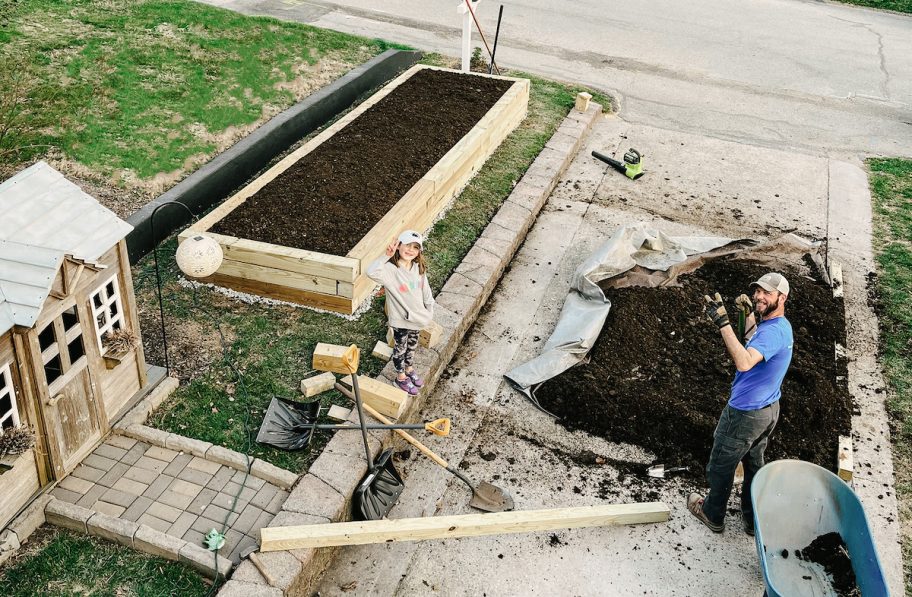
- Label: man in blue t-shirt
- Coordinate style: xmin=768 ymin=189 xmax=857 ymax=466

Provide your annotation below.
xmin=687 ymin=272 xmax=794 ymax=536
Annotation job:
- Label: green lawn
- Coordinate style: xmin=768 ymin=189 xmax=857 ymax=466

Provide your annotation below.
xmin=834 ymin=0 xmax=912 ymax=13
xmin=140 ymin=56 xmax=612 ymax=474
xmin=0 ymin=527 xmax=209 ymax=596
xmin=867 ymin=158 xmax=912 ymax=589
xmin=0 ymin=0 xmax=395 ymax=183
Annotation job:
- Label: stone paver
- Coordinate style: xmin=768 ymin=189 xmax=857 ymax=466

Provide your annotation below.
xmin=45 ymin=433 xmax=296 ymax=566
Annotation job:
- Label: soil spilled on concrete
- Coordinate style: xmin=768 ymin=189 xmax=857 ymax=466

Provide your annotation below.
xmin=211 ymin=69 xmax=513 ymax=255
xmin=534 ymin=256 xmax=851 ymax=476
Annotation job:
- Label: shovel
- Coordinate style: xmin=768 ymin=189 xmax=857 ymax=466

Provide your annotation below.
xmin=646 ymin=464 xmax=688 ymax=479
xmin=336 ymin=383 xmax=514 ymax=513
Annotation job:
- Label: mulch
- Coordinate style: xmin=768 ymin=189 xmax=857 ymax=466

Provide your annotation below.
xmin=533 ymin=255 xmax=851 ymax=477
xmin=210 ymin=68 xmax=514 ymax=256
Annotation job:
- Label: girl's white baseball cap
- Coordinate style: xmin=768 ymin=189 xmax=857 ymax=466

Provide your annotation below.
xmin=398 ymin=230 xmax=424 ymax=249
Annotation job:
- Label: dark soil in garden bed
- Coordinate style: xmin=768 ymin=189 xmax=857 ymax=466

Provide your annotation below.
xmin=534 ymin=256 xmax=851 ymax=476
xmin=211 ymin=69 xmax=514 ymax=255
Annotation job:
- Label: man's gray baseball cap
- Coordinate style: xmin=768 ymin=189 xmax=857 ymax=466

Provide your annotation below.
xmin=751 ymin=272 xmax=790 ymax=295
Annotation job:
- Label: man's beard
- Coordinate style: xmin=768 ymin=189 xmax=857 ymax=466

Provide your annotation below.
xmin=755 ymin=299 xmax=778 ymax=319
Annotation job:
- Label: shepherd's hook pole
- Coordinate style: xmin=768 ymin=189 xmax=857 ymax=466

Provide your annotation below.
xmin=149 ymin=200 xmax=195 ymax=376
xmin=488 ymin=5 xmax=504 ymax=75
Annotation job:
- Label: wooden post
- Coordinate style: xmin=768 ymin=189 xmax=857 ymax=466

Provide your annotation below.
xmin=339 ymin=376 xmax=408 ymax=419
xmin=312 ymin=343 xmax=359 ymax=375
xmin=837 ymin=435 xmax=853 ymax=482
xmin=419 ymin=321 xmax=444 ymax=349
xmin=575 ymin=92 xmax=592 ymax=112
xmin=372 ymin=341 xmax=393 ymax=362
xmin=261 ymin=502 xmax=670 ymax=551
xmin=300 ymin=372 xmax=335 ymax=397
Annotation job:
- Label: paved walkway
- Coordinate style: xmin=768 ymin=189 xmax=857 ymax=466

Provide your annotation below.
xmin=49 ymin=433 xmax=287 ymax=564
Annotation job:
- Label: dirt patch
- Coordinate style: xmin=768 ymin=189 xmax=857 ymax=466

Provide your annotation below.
xmin=210 ymin=69 xmax=514 ymax=256
xmin=533 ymin=256 xmax=850 ymax=476
xmin=797 ymin=532 xmax=860 ymax=596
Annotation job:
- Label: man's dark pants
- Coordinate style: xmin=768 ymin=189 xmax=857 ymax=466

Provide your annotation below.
xmin=702 ymin=402 xmax=780 ymax=524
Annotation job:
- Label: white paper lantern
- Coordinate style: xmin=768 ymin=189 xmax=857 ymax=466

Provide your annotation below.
xmin=175 ymin=234 xmax=223 ymax=278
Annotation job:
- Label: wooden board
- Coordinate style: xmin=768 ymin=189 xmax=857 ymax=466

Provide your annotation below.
xmin=326 ymin=404 xmax=352 ymax=421
xmin=185 ymin=65 xmax=529 ymax=313
xmin=260 ymin=502 xmax=670 ymax=551
xmin=339 ymin=374 xmax=407 ymax=419
xmin=300 ymin=372 xmax=335 ymax=397
xmin=838 ymin=435 xmax=853 ymax=482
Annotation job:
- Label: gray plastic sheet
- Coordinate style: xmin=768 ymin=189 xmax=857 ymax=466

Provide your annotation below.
xmin=503 ymin=223 xmax=742 ymax=405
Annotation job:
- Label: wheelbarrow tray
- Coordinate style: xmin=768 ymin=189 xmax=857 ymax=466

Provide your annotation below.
xmin=751 ymin=460 xmax=889 ymax=596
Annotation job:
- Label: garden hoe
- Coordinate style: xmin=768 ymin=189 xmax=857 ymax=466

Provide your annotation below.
xmin=592 ymin=148 xmax=645 ymax=180
xmin=336 ymin=383 xmax=514 ymax=513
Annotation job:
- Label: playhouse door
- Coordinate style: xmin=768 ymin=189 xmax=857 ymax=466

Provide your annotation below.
xmin=36 ymin=305 xmax=103 ymax=477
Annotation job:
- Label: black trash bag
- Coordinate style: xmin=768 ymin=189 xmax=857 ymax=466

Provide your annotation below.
xmin=256 ymin=396 xmax=320 ymax=451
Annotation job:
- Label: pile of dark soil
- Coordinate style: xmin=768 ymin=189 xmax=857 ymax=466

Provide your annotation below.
xmin=797 ymin=532 xmax=860 ymax=596
xmin=211 ymin=69 xmax=514 ymax=255
xmin=534 ymin=256 xmax=851 ymax=476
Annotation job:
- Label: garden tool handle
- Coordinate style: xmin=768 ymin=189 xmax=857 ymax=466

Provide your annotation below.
xmin=360 ymin=402 xmax=450 ymax=468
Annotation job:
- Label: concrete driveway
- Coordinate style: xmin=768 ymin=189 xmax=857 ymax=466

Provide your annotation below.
xmin=202 ymin=0 xmax=912 ymax=157
xmin=310 ymin=115 xmax=902 ymax=596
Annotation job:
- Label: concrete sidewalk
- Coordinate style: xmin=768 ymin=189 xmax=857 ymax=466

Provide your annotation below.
xmin=314 ymin=114 xmax=903 ymax=596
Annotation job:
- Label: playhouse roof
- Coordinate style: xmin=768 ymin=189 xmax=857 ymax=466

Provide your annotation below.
xmin=0 ymin=161 xmax=133 ymax=336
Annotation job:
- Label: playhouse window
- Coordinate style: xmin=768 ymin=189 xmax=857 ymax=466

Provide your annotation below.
xmin=0 ymin=363 xmax=20 ymax=431
xmin=90 ymin=276 xmax=126 ymax=352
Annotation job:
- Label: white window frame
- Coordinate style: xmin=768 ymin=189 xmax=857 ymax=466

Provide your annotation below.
xmin=90 ymin=276 xmax=126 ymax=353
xmin=0 ymin=362 xmax=21 ymax=431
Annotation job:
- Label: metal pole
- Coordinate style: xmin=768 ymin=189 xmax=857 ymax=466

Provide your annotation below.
xmin=489 ymin=5 xmax=504 ymax=75
xmin=149 ymin=201 xmax=194 ymax=376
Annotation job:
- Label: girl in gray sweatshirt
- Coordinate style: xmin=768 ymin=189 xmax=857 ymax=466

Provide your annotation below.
xmin=367 ymin=230 xmax=435 ymax=395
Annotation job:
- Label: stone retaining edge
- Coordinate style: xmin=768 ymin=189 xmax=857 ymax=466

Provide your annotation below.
xmin=218 ymin=102 xmax=605 ymax=596
xmin=112 ymin=376 xmax=297 ymax=490
xmin=125 ymin=49 xmax=422 ymax=264
xmin=43 ymin=497 xmax=232 ymax=578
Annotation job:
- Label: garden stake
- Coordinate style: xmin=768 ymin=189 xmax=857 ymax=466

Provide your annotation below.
xmin=337 ymin=383 xmax=514 ymax=513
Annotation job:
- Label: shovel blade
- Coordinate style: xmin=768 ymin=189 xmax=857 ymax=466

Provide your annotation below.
xmin=468 ymin=481 xmax=514 ymax=513
xmin=352 ymin=449 xmax=405 ymax=521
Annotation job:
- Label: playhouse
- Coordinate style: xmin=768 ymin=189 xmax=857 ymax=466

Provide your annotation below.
xmin=0 ymin=162 xmax=150 ymax=529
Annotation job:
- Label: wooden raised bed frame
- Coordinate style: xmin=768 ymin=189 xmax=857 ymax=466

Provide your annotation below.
xmin=180 ymin=65 xmax=530 ymax=314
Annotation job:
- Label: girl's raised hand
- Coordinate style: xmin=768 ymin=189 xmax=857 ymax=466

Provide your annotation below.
xmin=385 ymin=238 xmax=400 ymax=257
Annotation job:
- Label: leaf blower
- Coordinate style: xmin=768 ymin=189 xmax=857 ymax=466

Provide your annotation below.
xmin=592 ymin=148 xmax=644 ymax=180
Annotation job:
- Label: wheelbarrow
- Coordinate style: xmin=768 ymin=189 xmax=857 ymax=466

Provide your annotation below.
xmin=751 ymin=460 xmax=889 ymax=597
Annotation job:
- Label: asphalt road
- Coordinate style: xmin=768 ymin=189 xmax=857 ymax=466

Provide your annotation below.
xmin=206 ymin=0 xmax=912 ymax=157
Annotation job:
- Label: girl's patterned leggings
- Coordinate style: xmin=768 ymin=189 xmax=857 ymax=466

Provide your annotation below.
xmin=391 ymin=328 xmax=419 ymax=373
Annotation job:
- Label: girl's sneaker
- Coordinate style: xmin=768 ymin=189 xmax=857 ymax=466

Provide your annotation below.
xmin=406 ymin=370 xmax=424 ymax=387
xmin=395 ymin=376 xmax=420 ymax=395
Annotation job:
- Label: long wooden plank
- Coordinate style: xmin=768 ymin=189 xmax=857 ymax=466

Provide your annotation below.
xmin=224 ymin=238 xmax=358 ymax=282
xmin=216 ymin=259 xmax=337 ymax=295
xmin=260 ymin=502 xmax=670 ymax=551
xmin=201 ymin=272 xmax=354 ymax=314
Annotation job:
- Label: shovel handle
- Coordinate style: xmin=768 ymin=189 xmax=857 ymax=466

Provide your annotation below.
xmin=334 ymin=382 xmax=450 ymax=467
xmin=362 ymin=402 xmax=450 ymax=469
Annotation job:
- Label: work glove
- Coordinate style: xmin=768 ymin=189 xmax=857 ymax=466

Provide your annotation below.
xmin=703 ymin=292 xmax=730 ymax=329
xmin=735 ymin=294 xmax=753 ymax=314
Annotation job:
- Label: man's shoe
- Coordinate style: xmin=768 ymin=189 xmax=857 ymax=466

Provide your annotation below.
xmin=687 ymin=493 xmax=724 ymax=533
xmin=742 ymin=513 xmax=755 ymax=536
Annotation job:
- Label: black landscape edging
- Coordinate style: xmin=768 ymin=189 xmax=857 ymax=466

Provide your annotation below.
xmin=125 ymin=49 xmax=422 ymax=263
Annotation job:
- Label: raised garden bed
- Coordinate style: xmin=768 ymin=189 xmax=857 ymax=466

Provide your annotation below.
xmin=181 ymin=65 xmax=529 ymax=313
xmin=534 ymin=255 xmax=850 ymax=476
